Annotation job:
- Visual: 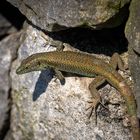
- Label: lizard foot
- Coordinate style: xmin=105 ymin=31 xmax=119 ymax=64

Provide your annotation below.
xmin=86 ymin=98 xmax=108 ymax=119
xmin=86 ymin=98 xmax=100 ymax=119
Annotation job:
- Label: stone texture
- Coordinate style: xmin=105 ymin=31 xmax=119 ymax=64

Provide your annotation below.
xmin=0 ymin=32 xmax=22 ymax=139
xmin=0 ymin=14 xmax=17 ymax=38
xmin=125 ymin=0 xmax=140 ymax=53
xmin=7 ymin=0 xmax=130 ymax=31
xmin=125 ymin=0 xmax=140 ymax=118
xmin=9 ymin=25 xmax=132 ymax=140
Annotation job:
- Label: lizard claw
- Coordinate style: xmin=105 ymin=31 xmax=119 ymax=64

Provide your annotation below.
xmin=86 ymin=98 xmax=100 ymax=119
xmin=86 ymin=98 xmax=108 ymax=120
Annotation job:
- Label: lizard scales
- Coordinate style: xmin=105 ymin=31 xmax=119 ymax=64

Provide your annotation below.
xmin=16 ymin=51 xmax=140 ymax=140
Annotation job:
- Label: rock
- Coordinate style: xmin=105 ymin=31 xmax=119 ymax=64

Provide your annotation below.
xmin=0 ymin=14 xmax=17 ymax=38
xmin=7 ymin=0 xmax=130 ymax=31
xmin=125 ymin=0 xmax=140 ymax=53
xmin=0 ymin=32 xmax=21 ymax=139
xmin=0 ymin=0 xmax=26 ymax=39
xmin=10 ymin=25 xmax=131 ymax=140
xmin=125 ymin=0 xmax=140 ymax=118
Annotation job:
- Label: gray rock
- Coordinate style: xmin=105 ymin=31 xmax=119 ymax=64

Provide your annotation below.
xmin=10 ymin=25 xmax=131 ymax=140
xmin=0 ymin=14 xmax=17 ymax=37
xmin=125 ymin=0 xmax=140 ymax=53
xmin=0 ymin=32 xmax=21 ymax=138
xmin=7 ymin=0 xmax=130 ymax=31
xmin=125 ymin=0 xmax=140 ymax=118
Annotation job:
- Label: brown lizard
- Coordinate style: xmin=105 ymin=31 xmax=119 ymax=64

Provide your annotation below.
xmin=16 ymin=41 xmax=140 ymax=140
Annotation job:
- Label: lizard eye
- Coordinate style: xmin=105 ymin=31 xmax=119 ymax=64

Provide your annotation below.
xmin=38 ymin=61 xmax=41 ymax=66
xmin=25 ymin=66 xmax=28 ymax=69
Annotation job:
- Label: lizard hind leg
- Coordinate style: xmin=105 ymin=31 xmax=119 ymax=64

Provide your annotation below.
xmin=110 ymin=53 xmax=128 ymax=71
xmin=87 ymin=53 xmax=126 ymax=121
xmin=87 ymin=76 xmax=106 ymax=121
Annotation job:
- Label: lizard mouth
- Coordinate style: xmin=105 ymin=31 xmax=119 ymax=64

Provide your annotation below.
xmin=16 ymin=66 xmax=25 ymax=74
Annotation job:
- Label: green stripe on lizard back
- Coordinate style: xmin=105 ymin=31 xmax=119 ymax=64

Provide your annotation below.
xmin=35 ymin=51 xmax=114 ymax=77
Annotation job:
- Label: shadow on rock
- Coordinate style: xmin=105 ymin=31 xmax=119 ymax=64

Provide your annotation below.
xmin=33 ymin=69 xmax=53 ymax=101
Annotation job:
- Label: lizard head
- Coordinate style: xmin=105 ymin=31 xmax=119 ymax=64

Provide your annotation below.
xmin=16 ymin=53 xmax=49 ymax=74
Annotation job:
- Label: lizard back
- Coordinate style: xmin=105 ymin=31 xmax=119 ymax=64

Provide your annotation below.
xmin=36 ymin=51 xmax=115 ymax=77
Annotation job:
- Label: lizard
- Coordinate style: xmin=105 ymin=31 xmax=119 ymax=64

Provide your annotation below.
xmin=16 ymin=43 xmax=140 ymax=140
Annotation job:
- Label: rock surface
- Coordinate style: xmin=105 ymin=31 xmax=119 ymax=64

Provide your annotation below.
xmin=3 ymin=0 xmax=137 ymax=139
xmin=9 ymin=25 xmax=132 ymax=140
xmin=125 ymin=0 xmax=140 ymax=118
xmin=0 ymin=32 xmax=21 ymax=139
xmin=0 ymin=14 xmax=17 ymax=38
xmin=7 ymin=0 xmax=130 ymax=31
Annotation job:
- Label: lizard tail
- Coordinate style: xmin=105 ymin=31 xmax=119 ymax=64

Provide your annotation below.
xmin=119 ymin=81 xmax=140 ymax=140
xmin=130 ymin=116 xmax=140 ymax=140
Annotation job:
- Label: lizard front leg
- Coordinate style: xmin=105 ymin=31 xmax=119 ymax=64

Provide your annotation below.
xmin=53 ymin=69 xmax=65 ymax=85
xmin=41 ymin=33 xmax=64 ymax=51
